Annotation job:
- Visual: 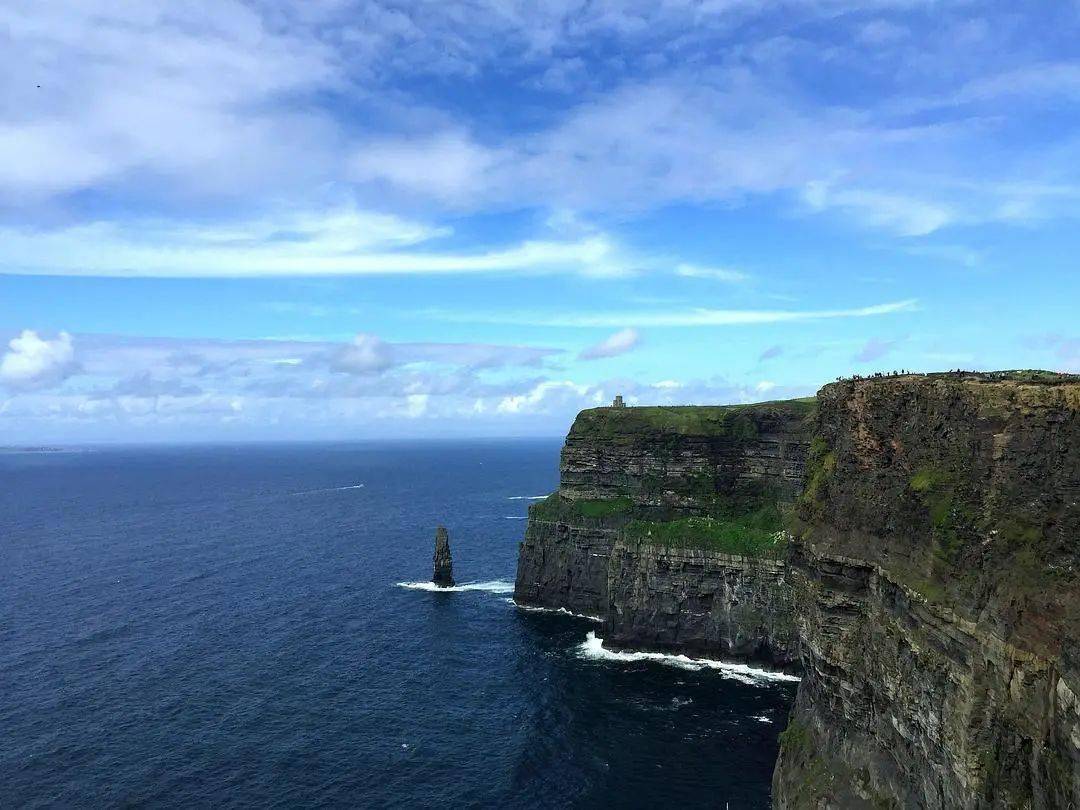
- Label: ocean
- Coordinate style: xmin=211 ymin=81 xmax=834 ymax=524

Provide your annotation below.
xmin=0 ymin=442 xmax=797 ymax=808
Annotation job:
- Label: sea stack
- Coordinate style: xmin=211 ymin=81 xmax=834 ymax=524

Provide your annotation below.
xmin=432 ymin=526 xmax=454 ymax=587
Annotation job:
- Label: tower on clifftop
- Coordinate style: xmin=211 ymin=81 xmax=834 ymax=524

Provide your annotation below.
xmin=612 ymin=394 xmax=625 ymax=408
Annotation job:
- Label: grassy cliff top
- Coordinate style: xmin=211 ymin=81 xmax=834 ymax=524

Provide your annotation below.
xmin=818 ymin=369 xmax=1080 ymax=413
xmin=823 ymin=369 xmax=1080 ymax=389
xmin=568 ymin=398 xmax=816 ymax=440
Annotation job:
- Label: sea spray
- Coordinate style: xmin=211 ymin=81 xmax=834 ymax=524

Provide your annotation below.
xmin=396 ymin=580 xmax=515 ymax=594
xmin=576 ymin=631 xmax=801 ymax=685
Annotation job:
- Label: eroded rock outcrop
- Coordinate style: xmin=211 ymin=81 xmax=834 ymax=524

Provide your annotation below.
xmin=773 ymin=372 xmax=1080 ymax=809
xmin=433 ymin=526 xmax=454 ymax=587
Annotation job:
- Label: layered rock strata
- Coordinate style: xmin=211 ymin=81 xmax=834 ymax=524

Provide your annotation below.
xmin=514 ymin=401 xmax=812 ymax=668
xmin=433 ymin=526 xmax=454 ymax=587
xmin=515 ymin=371 xmax=1080 ymax=807
xmin=773 ymin=372 xmax=1080 ymax=809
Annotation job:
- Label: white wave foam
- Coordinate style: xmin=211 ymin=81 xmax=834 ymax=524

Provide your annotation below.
xmin=751 ymin=715 xmax=774 ymax=723
xmin=576 ymin=632 xmax=801 ymax=685
xmin=502 ymin=515 xmax=529 ymax=520
xmin=292 ymin=484 xmax=365 ymax=496
xmin=396 ymin=579 xmax=514 ymax=594
xmin=509 ymin=600 xmax=604 ymax=622
xmin=507 ymin=495 xmax=548 ymax=500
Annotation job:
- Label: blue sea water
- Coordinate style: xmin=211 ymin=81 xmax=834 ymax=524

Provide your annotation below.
xmin=0 ymin=442 xmax=796 ymax=808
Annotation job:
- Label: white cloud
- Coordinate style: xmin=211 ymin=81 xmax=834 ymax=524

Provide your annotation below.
xmin=350 ymin=132 xmax=503 ymax=204
xmin=802 ymin=182 xmax=956 ymax=237
xmin=2 ymin=0 xmax=1078 ymax=243
xmin=0 ymin=209 xmax=627 ymax=278
xmin=0 ymin=331 xmax=78 ymax=390
xmin=327 ymin=334 xmax=395 ymax=375
xmin=496 ymin=380 xmax=593 ymax=415
xmin=675 ymin=263 xmax=748 ymax=282
xmin=579 ymin=328 xmax=642 ymax=360
xmin=405 ymin=393 xmax=430 ymax=418
xmin=0 ymin=1 xmax=339 ymax=201
xmin=451 ymin=298 xmax=918 ymax=328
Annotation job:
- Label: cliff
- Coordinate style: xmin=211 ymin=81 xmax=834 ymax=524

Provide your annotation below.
xmin=514 ymin=371 xmax=1080 ymax=807
xmin=773 ymin=372 xmax=1080 ymax=808
xmin=514 ymin=400 xmax=813 ymax=668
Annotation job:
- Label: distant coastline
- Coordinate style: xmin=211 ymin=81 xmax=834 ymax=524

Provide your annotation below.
xmin=0 ymin=446 xmax=75 ymax=454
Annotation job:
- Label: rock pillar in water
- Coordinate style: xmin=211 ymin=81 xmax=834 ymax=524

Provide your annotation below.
xmin=433 ymin=526 xmax=454 ymax=587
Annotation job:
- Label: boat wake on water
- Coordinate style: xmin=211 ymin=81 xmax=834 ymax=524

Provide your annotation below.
xmin=291 ymin=484 xmax=365 ymax=496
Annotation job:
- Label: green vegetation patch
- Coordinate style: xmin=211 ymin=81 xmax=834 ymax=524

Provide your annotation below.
xmin=569 ymin=399 xmax=815 ymax=442
xmin=625 ymin=512 xmax=786 ymax=558
xmin=905 ymin=466 xmax=972 ymax=564
xmin=529 ymin=493 xmax=636 ymax=525
xmin=576 ymin=496 xmax=634 ymax=518
xmin=799 ymin=435 xmax=836 ymax=516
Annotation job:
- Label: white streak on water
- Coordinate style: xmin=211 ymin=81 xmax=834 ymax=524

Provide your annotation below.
xmin=396 ymin=580 xmax=515 ymax=594
xmin=507 ymin=599 xmax=604 ymax=622
xmin=576 ymin=631 xmax=801 ymax=685
xmin=502 ymin=515 xmax=529 ymax=520
xmin=291 ymin=484 xmax=365 ymax=496
xmin=506 ymin=495 xmax=548 ymax=500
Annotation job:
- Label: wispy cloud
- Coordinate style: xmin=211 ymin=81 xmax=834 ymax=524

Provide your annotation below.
xmin=444 ymin=299 xmax=919 ymax=328
xmin=0 ymin=208 xmax=628 ymax=278
xmin=853 ymin=337 xmax=899 ymax=363
xmin=675 ymin=263 xmax=748 ymax=283
xmin=579 ymin=328 xmax=642 ymax=360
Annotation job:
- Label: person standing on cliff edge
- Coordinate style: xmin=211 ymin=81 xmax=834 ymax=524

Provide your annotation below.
xmin=433 ymin=527 xmax=454 ymax=587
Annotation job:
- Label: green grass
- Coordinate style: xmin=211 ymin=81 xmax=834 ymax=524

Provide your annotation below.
xmin=778 ymin=721 xmax=812 ymax=756
xmin=528 ymin=493 xmax=635 ymax=524
xmin=799 ymin=436 xmax=836 ymax=514
xmin=624 ymin=514 xmax=786 ymax=557
xmin=576 ymin=496 xmax=634 ymax=518
xmin=909 ymin=466 xmax=951 ymax=493
xmin=569 ymin=399 xmax=816 ymax=442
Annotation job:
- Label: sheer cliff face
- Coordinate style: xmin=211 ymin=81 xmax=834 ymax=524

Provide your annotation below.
xmin=774 ymin=374 xmax=1080 ymax=809
xmin=558 ymin=404 xmax=809 ymax=507
xmin=513 ymin=402 xmax=811 ymax=665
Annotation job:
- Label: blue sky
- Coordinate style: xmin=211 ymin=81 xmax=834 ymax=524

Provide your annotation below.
xmin=1 ymin=1 xmax=1078 ymax=441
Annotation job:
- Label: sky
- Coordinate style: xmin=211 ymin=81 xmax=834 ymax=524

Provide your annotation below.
xmin=1 ymin=0 xmax=1079 ymax=442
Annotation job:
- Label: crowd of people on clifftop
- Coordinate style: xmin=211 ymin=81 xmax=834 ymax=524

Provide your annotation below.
xmin=834 ymin=369 xmax=981 ymax=383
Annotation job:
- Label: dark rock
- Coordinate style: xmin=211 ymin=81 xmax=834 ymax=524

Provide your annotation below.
xmin=513 ymin=371 xmax=1080 ymax=808
xmin=774 ymin=372 xmax=1080 ymax=809
xmin=513 ymin=399 xmax=812 ymax=667
xmin=433 ymin=526 xmax=454 ymax=587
